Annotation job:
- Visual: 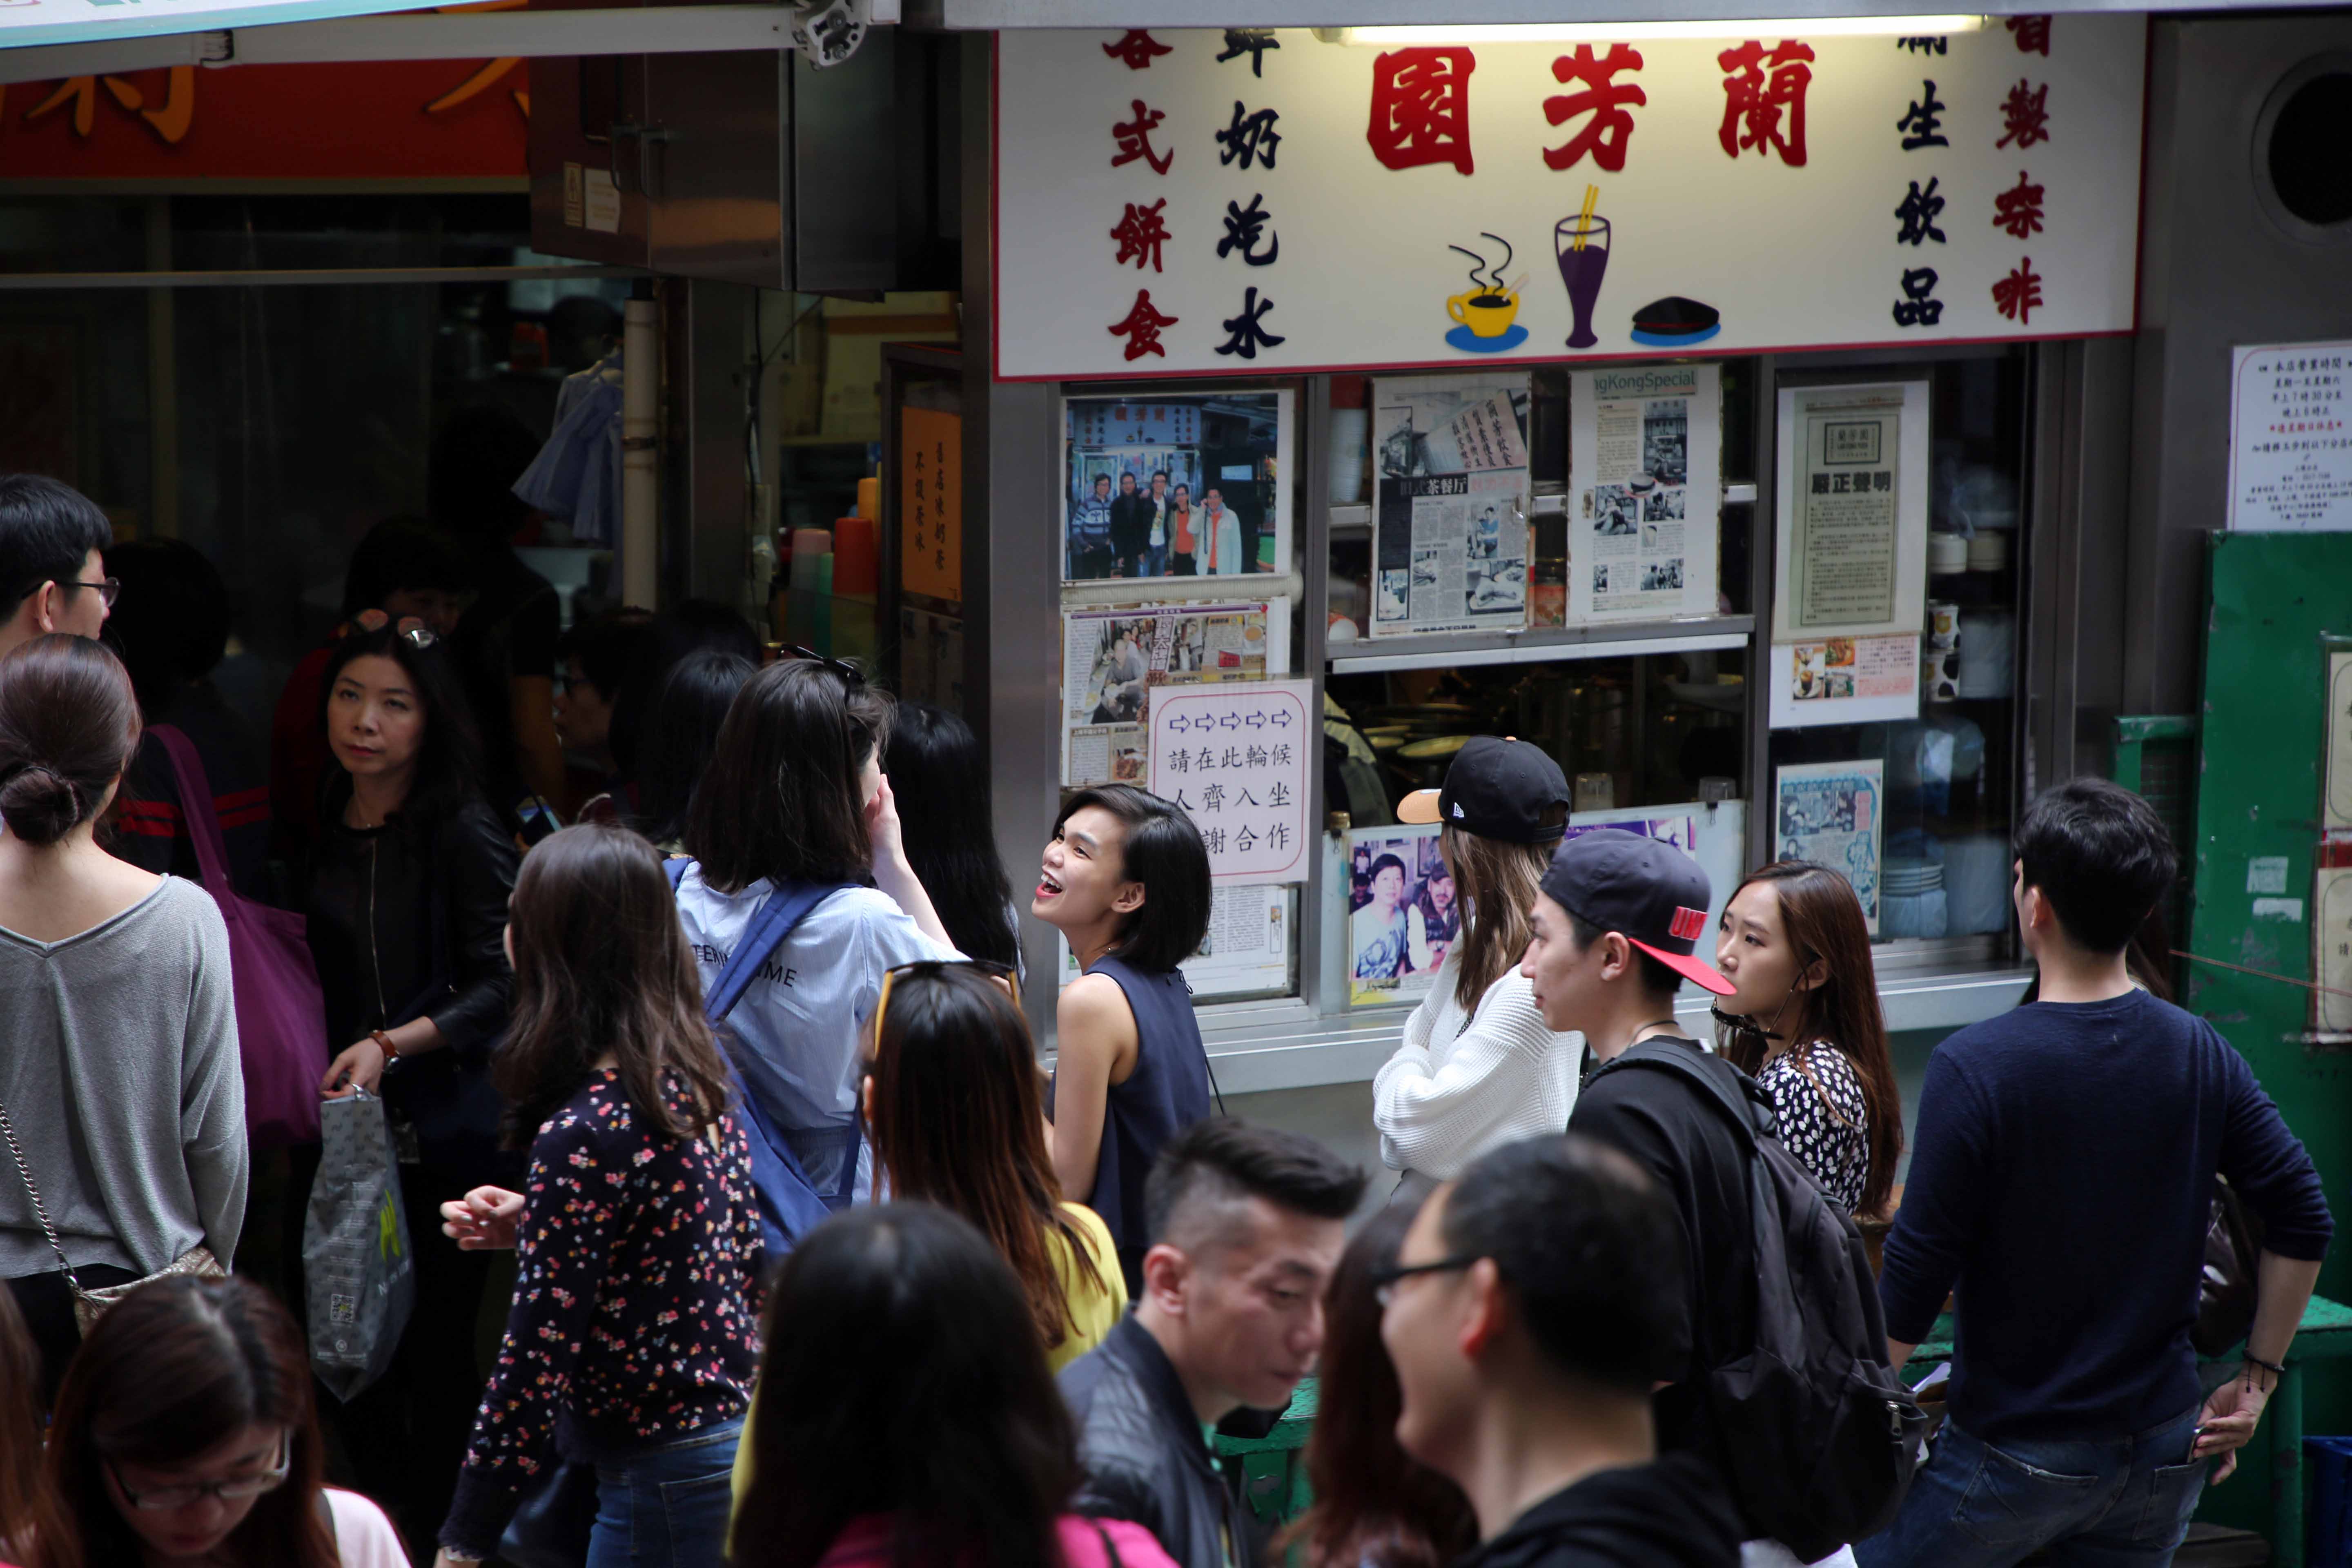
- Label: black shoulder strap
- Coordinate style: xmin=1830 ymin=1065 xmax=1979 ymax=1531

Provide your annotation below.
xmin=1592 ymin=1040 xmax=1771 ymax=1147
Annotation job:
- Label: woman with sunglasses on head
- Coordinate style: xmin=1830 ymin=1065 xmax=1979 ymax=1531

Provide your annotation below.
xmin=1712 ymin=861 xmax=1903 ymax=1219
xmin=33 ymin=1274 xmax=407 ymax=1568
xmin=731 ymin=1203 xmax=1175 ymax=1568
xmin=301 ymin=622 xmax=517 ymax=1547
xmin=1372 ymin=738 xmax=1582 ymax=1206
xmin=1032 ymin=784 xmax=1213 ymax=1294
xmin=672 ymin=657 xmax=956 ymax=1208
xmin=866 ymin=962 xmax=1124 ymax=1370
xmin=432 ymin=825 xmax=759 ymax=1568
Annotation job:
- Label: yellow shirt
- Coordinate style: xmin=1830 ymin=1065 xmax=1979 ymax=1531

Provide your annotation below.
xmin=729 ymin=1202 xmax=1127 ymax=1520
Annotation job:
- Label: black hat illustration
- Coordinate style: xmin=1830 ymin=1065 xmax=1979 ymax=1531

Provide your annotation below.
xmin=1629 ymin=296 xmax=1721 ymax=348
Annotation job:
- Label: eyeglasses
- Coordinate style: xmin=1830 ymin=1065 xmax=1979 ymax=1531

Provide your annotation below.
xmin=106 ymin=1432 xmax=291 ymax=1511
xmin=780 ymin=644 xmax=865 ymax=689
xmin=1368 ymin=1254 xmax=1481 ymax=1308
xmin=62 ymin=576 xmax=120 ymax=608
xmin=874 ymin=958 xmax=1019 ymax=1045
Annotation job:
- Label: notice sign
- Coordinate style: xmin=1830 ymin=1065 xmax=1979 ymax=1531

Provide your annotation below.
xmin=995 ymin=20 xmax=2147 ymax=379
xmin=1148 ymin=679 xmax=1313 ymax=884
xmin=1772 ymin=381 xmax=1930 ymax=644
xmin=900 ymin=406 xmax=964 ymax=603
xmin=2229 ymin=342 xmax=2352 ymax=532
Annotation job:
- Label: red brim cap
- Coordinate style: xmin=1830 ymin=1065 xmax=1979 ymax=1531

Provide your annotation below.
xmin=1629 ymin=938 xmax=1737 ymax=996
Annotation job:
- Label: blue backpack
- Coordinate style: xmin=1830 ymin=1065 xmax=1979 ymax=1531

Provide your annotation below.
xmin=666 ymin=859 xmax=858 ymax=1261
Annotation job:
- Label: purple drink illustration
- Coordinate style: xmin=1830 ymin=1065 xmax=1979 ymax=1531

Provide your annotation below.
xmin=1554 ymin=214 xmax=1611 ymax=350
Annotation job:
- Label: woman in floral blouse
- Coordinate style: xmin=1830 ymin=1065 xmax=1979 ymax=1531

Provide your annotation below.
xmin=432 ymin=825 xmax=761 ymax=1568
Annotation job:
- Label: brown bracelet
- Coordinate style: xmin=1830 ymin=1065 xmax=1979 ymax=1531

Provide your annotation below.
xmin=371 ymin=1028 xmax=399 ymax=1061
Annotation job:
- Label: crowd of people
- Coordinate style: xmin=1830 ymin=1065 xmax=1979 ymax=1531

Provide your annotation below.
xmin=0 ymin=461 xmax=2335 ymax=1568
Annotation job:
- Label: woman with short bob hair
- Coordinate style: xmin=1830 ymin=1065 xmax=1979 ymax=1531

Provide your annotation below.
xmin=1031 ymin=784 xmax=1213 ymax=1291
xmin=671 ymin=656 xmax=956 ymax=1205
xmin=34 ymin=1275 xmax=405 ymax=1568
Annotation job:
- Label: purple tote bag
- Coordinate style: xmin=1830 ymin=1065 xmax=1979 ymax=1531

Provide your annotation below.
xmin=151 ymin=725 xmax=329 ymax=1149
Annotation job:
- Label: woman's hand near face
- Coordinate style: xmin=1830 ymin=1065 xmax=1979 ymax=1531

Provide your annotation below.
xmin=440 ymin=1186 xmax=525 ymax=1251
xmin=864 ymin=773 xmax=909 ymax=872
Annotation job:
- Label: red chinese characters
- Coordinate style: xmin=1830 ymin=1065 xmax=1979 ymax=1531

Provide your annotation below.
xmin=1543 ymin=44 xmax=1646 ymax=173
xmin=1109 ymin=198 xmax=1170 ymax=272
xmin=1367 ymin=47 xmax=1477 ymax=175
xmin=1107 ymin=290 xmax=1179 ymax=361
xmin=1100 ymin=30 xmax=1170 ymax=71
xmin=1997 ymin=80 xmax=2051 ymax=150
xmin=1991 ymin=171 xmax=2046 ymax=239
xmin=1110 ymin=100 xmax=1173 ymax=176
xmin=1991 ymin=257 xmax=2045 ymax=323
xmin=1716 ymin=39 xmax=1815 ymax=166
xmin=2005 ymin=16 xmax=2052 ymax=56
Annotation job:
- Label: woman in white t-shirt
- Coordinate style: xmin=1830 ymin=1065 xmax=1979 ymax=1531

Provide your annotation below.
xmin=33 ymin=1275 xmax=408 ymax=1568
xmin=1372 ymin=738 xmax=1583 ymax=1204
xmin=670 ymin=655 xmax=957 ymax=1204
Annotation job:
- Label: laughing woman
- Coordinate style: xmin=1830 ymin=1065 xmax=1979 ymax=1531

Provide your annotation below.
xmin=1031 ymin=785 xmax=1213 ymax=1293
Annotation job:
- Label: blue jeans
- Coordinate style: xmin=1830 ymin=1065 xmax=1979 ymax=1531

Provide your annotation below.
xmin=582 ymin=1415 xmax=743 ymax=1568
xmin=1855 ymin=1404 xmax=2207 ymax=1568
xmin=1142 ymin=544 xmax=1169 ymax=576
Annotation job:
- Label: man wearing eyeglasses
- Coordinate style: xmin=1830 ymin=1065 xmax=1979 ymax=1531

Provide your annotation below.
xmin=0 ymin=474 xmax=114 ymax=655
xmin=1379 ymin=1135 xmax=1741 ymax=1566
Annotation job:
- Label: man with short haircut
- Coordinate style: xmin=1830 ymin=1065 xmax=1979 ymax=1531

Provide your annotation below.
xmin=0 ymin=474 xmax=113 ymax=654
xmin=1519 ymin=830 xmax=1749 ymax=1486
xmin=1380 ymin=1135 xmax=1742 ymax=1566
xmin=1860 ymin=779 xmax=2332 ymax=1566
xmin=1108 ymin=470 xmax=1153 ymax=580
xmin=1061 ymin=1118 xmax=1366 ymax=1568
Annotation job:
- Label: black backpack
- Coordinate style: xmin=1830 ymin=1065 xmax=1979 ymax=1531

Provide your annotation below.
xmin=1590 ymin=1041 xmax=1927 ymax=1561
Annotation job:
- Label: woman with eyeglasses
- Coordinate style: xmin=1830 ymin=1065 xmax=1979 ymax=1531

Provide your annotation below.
xmin=672 ymin=657 xmax=957 ymax=1208
xmin=432 ymin=824 xmax=759 ymax=1568
xmin=32 ymin=1274 xmax=406 ymax=1568
xmin=1031 ymin=784 xmax=1214 ymax=1294
xmin=301 ymin=622 xmax=517 ymax=1547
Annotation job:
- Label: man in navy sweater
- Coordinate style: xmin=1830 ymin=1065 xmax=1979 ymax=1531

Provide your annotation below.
xmin=1860 ymin=779 xmax=2332 ymax=1568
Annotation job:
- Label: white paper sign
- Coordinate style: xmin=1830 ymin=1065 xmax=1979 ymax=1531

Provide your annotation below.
xmin=2229 ymin=342 xmax=2352 ymax=532
xmin=1147 ymin=679 xmax=1314 ymax=885
xmin=996 ymin=21 xmax=2147 ymax=380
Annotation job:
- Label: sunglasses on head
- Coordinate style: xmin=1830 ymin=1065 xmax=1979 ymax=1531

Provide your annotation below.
xmin=781 ymin=644 xmax=865 ymax=688
xmin=873 ymin=958 xmax=1020 ymax=1049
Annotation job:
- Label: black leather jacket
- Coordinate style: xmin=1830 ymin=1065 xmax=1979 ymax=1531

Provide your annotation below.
xmin=1059 ymin=1317 xmax=1254 ymax=1568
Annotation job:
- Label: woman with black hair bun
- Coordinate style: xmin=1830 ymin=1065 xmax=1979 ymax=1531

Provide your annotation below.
xmin=301 ymin=622 xmax=517 ymax=1548
xmin=621 ymin=650 xmax=757 ymax=851
xmin=882 ymin=702 xmax=1022 ymax=971
xmin=1031 ymin=784 xmax=1214 ymax=1293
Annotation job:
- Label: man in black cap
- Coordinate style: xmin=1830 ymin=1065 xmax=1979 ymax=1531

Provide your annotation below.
xmin=1520 ymin=831 xmax=1761 ymax=1521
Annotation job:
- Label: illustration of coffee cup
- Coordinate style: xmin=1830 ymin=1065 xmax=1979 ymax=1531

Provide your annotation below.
xmin=1446 ymin=288 xmax=1521 ymax=338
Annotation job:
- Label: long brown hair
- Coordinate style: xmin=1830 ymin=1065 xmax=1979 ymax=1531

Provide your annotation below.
xmin=36 ymin=1277 xmax=339 ymax=1568
xmin=1716 ymin=862 xmax=1904 ymax=1218
xmin=0 ymin=1287 xmax=60 ymax=1560
xmin=1443 ymin=815 xmax=1561 ymax=1015
xmin=864 ymin=964 xmax=1107 ymax=1352
xmin=1278 ymin=1204 xmax=1477 ymax=1568
xmin=497 ymin=824 xmax=733 ymax=1145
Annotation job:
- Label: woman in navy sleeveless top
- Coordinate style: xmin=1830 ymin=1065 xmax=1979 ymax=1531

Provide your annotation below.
xmin=1033 ymin=785 xmax=1214 ymax=1292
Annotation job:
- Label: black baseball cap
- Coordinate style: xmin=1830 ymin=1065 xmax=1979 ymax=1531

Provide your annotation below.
xmin=1398 ymin=737 xmax=1570 ymax=845
xmin=1538 ymin=829 xmax=1734 ymax=996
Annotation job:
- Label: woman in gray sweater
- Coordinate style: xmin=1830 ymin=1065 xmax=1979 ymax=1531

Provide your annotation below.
xmin=0 ymin=634 xmax=245 ymax=1397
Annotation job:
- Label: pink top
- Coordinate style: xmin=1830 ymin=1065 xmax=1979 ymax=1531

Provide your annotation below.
xmin=816 ymin=1514 xmax=1179 ymax=1568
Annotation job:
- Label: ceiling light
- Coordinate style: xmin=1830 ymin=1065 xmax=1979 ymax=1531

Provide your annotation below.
xmin=1319 ymin=17 xmax=1987 ymax=43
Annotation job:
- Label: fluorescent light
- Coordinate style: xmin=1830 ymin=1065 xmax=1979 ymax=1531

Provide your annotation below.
xmin=1324 ymin=17 xmax=1987 ymax=43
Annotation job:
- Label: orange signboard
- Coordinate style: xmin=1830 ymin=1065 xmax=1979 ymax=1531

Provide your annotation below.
xmin=0 ymin=55 xmax=527 ymax=178
xmin=899 ymin=405 xmax=962 ymax=605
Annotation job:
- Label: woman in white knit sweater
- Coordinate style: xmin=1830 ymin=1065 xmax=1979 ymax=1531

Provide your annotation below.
xmin=1372 ymin=737 xmax=1583 ymax=1203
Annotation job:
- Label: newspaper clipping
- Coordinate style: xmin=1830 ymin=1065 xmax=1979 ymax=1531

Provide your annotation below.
xmin=1060 ymin=600 xmax=1287 ymax=789
xmin=1370 ymin=376 xmax=1531 ymax=638
xmin=1569 ymin=365 xmax=1722 ymax=622
xmin=1774 ymin=759 xmax=1885 ymax=935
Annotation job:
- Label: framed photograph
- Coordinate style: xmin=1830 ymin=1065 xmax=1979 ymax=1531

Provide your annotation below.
xmin=1345 ymin=824 xmax=1460 ymax=1008
xmin=1062 ymin=390 xmax=1292 ymax=585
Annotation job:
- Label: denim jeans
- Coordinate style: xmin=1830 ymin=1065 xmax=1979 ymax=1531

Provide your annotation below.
xmin=1142 ymin=544 xmax=1169 ymax=577
xmin=582 ymin=1415 xmax=744 ymax=1568
xmin=1854 ymin=1404 xmax=2207 ymax=1568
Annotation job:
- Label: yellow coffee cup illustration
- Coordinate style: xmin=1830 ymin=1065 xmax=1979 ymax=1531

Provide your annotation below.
xmin=1446 ymin=287 xmax=1520 ymax=338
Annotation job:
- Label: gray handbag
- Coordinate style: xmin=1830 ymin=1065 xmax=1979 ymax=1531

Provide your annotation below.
xmin=0 ymin=1098 xmax=224 ymax=1334
xmin=304 ymin=1089 xmax=418 ymax=1401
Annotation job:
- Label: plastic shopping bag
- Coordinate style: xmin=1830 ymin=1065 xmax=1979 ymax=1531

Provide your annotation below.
xmin=304 ymin=1091 xmax=416 ymax=1403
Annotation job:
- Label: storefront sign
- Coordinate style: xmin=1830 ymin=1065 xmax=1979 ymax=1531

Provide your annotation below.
xmin=2228 ymin=341 xmax=2352 ymax=532
xmin=899 ymin=406 xmax=964 ymax=603
xmin=1569 ymin=364 xmax=1720 ymax=622
xmin=1147 ymin=678 xmax=1313 ymax=885
xmin=995 ymin=20 xmax=2146 ymax=380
